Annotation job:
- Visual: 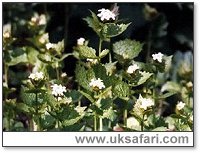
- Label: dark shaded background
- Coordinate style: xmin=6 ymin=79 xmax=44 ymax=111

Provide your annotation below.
xmin=3 ymin=3 xmax=193 ymax=76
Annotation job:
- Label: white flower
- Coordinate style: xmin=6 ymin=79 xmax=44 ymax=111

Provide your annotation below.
xmin=51 ymin=84 xmax=66 ymax=97
xmin=136 ymin=94 xmax=154 ymax=110
xmin=75 ymin=106 xmax=87 ymax=115
xmin=46 ymin=43 xmax=54 ymax=50
xmin=3 ymin=32 xmax=10 ymax=38
xmin=39 ymin=33 xmax=49 ymax=44
xmin=28 ymin=72 xmax=44 ymax=81
xmin=44 ymin=108 xmax=50 ymax=115
xmin=30 ymin=14 xmax=46 ymax=26
xmin=3 ymin=24 xmax=11 ymax=38
xmin=65 ymin=97 xmax=72 ymax=104
xmin=77 ymin=37 xmax=85 ymax=45
xmin=89 ymin=78 xmax=105 ymax=90
xmin=186 ymin=81 xmax=193 ymax=88
xmin=176 ymin=101 xmax=185 ymax=110
xmin=86 ymin=58 xmax=98 ymax=64
xmin=127 ymin=117 xmax=141 ymax=130
xmin=127 ymin=64 xmax=139 ymax=74
xmin=152 ymin=52 xmax=164 ymax=63
xmin=97 ymin=8 xmax=116 ymax=21
xmin=61 ymin=73 xmax=67 ymax=78
xmin=38 ymin=14 xmax=46 ymax=25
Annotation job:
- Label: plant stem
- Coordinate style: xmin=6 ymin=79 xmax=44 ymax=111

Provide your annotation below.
xmin=94 ymin=112 xmax=97 ymax=131
xmin=56 ymin=68 xmax=59 ymax=80
xmin=99 ymin=117 xmax=103 ymax=131
xmin=123 ymin=109 xmax=127 ymax=127
xmin=109 ymin=39 xmax=112 ymax=63
xmin=4 ymin=63 xmax=8 ymax=87
xmin=188 ymin=95 xmax=190 ymax=107
xmin=29 ymin=119 xmax=34 ymax=131
xmin=109 ymin=52 xmax=112 ymax=63
xmin=78 ymin=85 xmax=81 ymax=106
xmin=141 ymin=114 xmax=145 ymax=131
xmin=35 ymin=92 xmax=41 ymax=131
xmin=98 ymin=38 xmax=102 ymax=56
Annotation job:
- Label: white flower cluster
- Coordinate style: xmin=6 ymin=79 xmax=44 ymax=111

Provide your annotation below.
xmin=97 ymin=8 xmax=116 ymax=21
xmin=176 ymin=101 xmax=185 ymax=111
xmin=152 ymin=52 xmax=164 ymax=63
xmin=3 ymin=24 xmax=11 ymax=39
xmin=77 ymin=37 xmax=85 ymax=46
xmin=86 ymin=58 xmax=98 ymax=64
xmin=30 ymin=14 xmax=47 ymax=26
xmin=136 ymin=94 xmax=154 ymax=110
xmin=65 ymin=97 xmax=73 ymax=104
xmin=127 ymin=64 xmax=140 ymax=74
xmin=46 ymin=42 xmax=54 ymax=50
xmin=61 ymin=73 xmax=67 ymax=78
xmin=127 ymin=117 xmax=141 ymax=130
xmin=89 ymin=78 xmax=105 ymax=90
xmin=51 ymin=84 xmax=66 ymax=97
xmin=75 ymin=106 xmax=87 ymax=115
xmin=39 ymin=33 xmax=49 ymax=44
xmin=28 ymin=72 xmax=44 ymax=81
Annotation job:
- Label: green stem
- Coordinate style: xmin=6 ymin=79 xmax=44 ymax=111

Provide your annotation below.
xmin=108 ymin=121 xmax=111 ymax=129
xmin=98 ymin=38 xmax=102 ymax=56
xmin=4 ymin=64 xmax=8 ymax=87
xmin=109 ymin=38 xmax=112 ymax=63
xmin=29 ymin=119 xmax=34 ymax=131
xmin=109 ymin=52 xmax=112 ymax=63
xmin=35 ymin=92 xmax=41 ymax=131
xmin=99 ymin=117 xmax=103 ymax=131
xmin=123 ymin=109 xmax=127 ymax=127
xmin=56 ymin=68 xmax=59 ymax=80
xmin=188 ymin=95 xmax=190 ymax=107
xmin=94 ymin=112 xmax=97 ymax=131
xmin=78 ymin=85 xmax=81 ymax=107
xmin=141 ymin=114 xmax=145 ymax=131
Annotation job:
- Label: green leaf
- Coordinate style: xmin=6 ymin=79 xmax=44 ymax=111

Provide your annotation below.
xmin=152 ymin=126 xmax=167 ymax=131
xmin=41 ymin=115 xmax=56 ymax=130
xmin=92 ymin=64 xmax=108 ymax=84
xmin=5 ymin=48 xmax=28 ymax=66
xmin=16 ymin=103 xmax=31 ymax=113
xmin=63 ymin=115 xmax=84 ymax=126
xmin=20 ymin=86 xmax=36 ymax=106
xmin=99 ymin=49 xmax=109 ymax=58
xmin=104 ymin=61 xmax=117 ymax=76
xmin=113 ymin=39 xmax=143 ymax=60
xmin=54 ymin=39 xmax=64 ymax=55
xmin=161 ymin=81 xmax=181 ymax=93
xmin=113 ymin=80 xmax=129 ymax=99
xmin=102 ymin=23 xmax=131 ymax=38
xmin=75 ymin=64 xmax=95 ymax=90
xmin=26 ymin=47 xmax=39 ymax=64
xmin=157 ymin=92 xmax=177 ymax=99
xmin=100 ymin=98 xmax=113 ymax=110
xmin=38 ymin=53 xmax=53 ymax=63
xmin=102 ymin=108 xmax=116 ymax=121
xmin=83 ymin=11 xmax=103 ymax=37
xmin=59 ymin=53 xmax=73 ymax=61
xmin=131 ymin=71 xmax=153 ymax=87
xmin=79 ymin=90 xmax=95 ymax=103
xmin=78 ymin=46 xmax=97 ymax=59
xmin=65 ymin=90 xmax=82 ymax=102
xmin=164 ymin=55 xmax=173 ymax=72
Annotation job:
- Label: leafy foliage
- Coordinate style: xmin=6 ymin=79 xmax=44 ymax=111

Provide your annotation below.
xmin=3 ymin=3 xmax=193 ymax=132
